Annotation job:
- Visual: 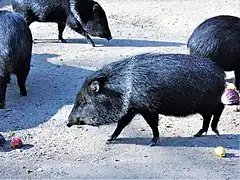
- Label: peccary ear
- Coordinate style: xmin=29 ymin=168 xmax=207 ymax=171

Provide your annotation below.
xmin=89 ymin=76 xmax=107 ymax=93
xmin=93 ymin=4 xmax=100 ymax=13
xmin=90 ymin=81 xmax=100 ymax=93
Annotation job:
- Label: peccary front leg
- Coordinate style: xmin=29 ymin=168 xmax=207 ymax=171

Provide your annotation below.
xmin=58 ymin=22 xmax=67 ymax=43
xmin=0 ymin=76 xmax=7 ymax=109
xmin=16 ymin=68 xmax=30 ymax=96
xmin=211 ymin=102 xmax=224 ymax=136
xmin=6 ymin=73 xmax=10 ymax=84
xmin=194 ymin=114 xmax=212 ymax=137
xmin=234 ymin=69 xmax=240 ymax=90
xmin=107 ymin=109 xmax=136 ymax=142
xmin=66 ymin=14 xmax=95 ymax=47
xmin=141 ymin=112 xmax=159 ymax=147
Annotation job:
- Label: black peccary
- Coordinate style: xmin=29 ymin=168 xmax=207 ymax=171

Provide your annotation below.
xmin=0 ymin=10 xmax=33 ymax=109
xmin=67 ymin=53 xmax=225 ymax=146
xmin=12 ymin=0 xmax=112 ymax=46
xmin=187 ymin=15 xmax=240 ymax=90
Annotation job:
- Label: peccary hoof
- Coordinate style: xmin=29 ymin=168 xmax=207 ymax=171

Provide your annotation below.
xmin=60 ymin=38 xmax=67 ymax=43
xmin=212 ymin=129 xmax=220 ymax=136
xmin=0 ymin=103 xmax=5 ymax=109
xmin=194 ymin=129 xmax=206 ymax=137
xmin=106 ymin=136 xmax=117 ymax=144
xmin=148 ymin=137 xmax=159 ymax=147
xmin=20 ymin=91 xmax=27 ymax=96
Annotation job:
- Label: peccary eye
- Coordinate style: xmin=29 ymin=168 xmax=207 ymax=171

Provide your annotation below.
xmin=81 ymin=101 xmax=87 ymax=106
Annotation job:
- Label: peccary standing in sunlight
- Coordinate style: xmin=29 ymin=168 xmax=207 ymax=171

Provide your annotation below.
xmin=0 ymin=10 xmax=32 ymax=109
xmin=67 ymin=53 xmax=225 ymax=146
xmin=187 ymin=15 xmax=240 ymax=90
xmin=12 ymin=0 xmax=112 ymax=46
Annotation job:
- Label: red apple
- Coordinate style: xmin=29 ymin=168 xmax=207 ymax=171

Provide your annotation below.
xmin=10 ymin=137 xmax=23 ymax=149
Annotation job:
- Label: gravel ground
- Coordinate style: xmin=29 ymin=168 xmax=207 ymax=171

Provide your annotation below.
xmin=0 ymin=0 xmax=239 ymax=178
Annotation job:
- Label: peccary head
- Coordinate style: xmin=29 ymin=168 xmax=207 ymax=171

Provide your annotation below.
xmin=67 ymin=77 xmax=124 ymax=127
xmin=74 ymin=0 xmax=112 ymax=40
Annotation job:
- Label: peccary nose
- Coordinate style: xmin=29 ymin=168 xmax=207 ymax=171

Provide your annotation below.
xmin=66 ymin=123 xmax=72 ymax=127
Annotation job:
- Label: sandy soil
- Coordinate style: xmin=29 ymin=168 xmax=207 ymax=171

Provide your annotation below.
xmin=0 ymin=0 xmax=239 ymax=178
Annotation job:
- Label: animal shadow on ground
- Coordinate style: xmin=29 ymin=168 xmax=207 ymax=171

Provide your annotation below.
xmin=33 ymin=38 xmax=186 ymax=48
xmin=0 ymin=53 xmax=93 ymax=132
xmin=109 ymin=134 xmax=240 ymax=152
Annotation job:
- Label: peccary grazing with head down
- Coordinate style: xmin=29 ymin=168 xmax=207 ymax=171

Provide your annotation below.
xmin=67 ymin=53 xmax=225 ymax=146
xmin=12 ymin=0 xmax=112 ymax=46
xmin=0 ymin=10 xmax=33 ymax=109
xmin=187 ymin=15 xmax=240 ymax=90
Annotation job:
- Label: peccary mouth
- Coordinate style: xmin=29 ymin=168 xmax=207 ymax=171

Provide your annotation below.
xmin=66 ymin=119 xmax=85 ymax=127
xmin=67 ymin=117 xmax=97 ymax=127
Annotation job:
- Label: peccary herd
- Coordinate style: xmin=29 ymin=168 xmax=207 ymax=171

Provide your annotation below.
xmin=0 ymin=0 xmax=239 ymax=146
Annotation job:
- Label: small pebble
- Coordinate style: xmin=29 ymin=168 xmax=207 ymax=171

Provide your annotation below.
xmin=15 ymin=149 xmax=22 ymax=153
xmin=138 ymin=128 xmax=145 ymax=131
xmin=26 ymin=169 xmax=32 ymax=175
xmin=37 ymin=168 xmax=43 ymax=172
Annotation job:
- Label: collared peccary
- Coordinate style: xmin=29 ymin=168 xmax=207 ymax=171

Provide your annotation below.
xmin=12 ymin=0 xmax=112 ymax=46
xmin=67 ymin=53 xmax=225 ymax=146
xmin=187 ymin=15 xmax=240 ymax=90
xmin=0 ymin=10 xmax=32 ymax=109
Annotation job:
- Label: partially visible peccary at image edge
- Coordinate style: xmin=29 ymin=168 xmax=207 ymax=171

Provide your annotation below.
xmin=12 ymin=0 xmax=112 ymax=46
xmin=67 ymin=53 xmax=225 ymax=146
xmin=0 ymin=133 xmax=6 ymax=144
xmin=0 ymin=10 xmax=33 ymax=109
xmin=187 ymin=15 xmax=240 ymax=90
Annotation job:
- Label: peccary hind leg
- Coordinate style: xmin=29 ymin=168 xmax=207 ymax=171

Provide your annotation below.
xmin=66 ymin=14 xmax=95 ymax=47
xmin=194 ymin=114 xmax=211 ymax=137
xmin=16 ymin=67 xmax=30 ymax=96
xmin=195 ymin=103 xmax=224 ymax=137
xmin=141 ymin=111 xmax=159 ymax=146
xmin=211 ymin=102 xmax=224 ymax=136
xmin=58 ymin=22 xmax=67 ymax=43
xmin=107 ymin=109 xmax=136 ymax=142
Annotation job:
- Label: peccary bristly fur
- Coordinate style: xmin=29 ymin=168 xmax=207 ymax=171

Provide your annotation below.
xmin=67 ymin=53 xmax=225 ymax=146
xmin=0 ymin=10 xmax=33 ymax=109
xmin=187 ymin=15 xmax=240 ymax=90
xmin=12 ymin=0 xmax=112 ymax=46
